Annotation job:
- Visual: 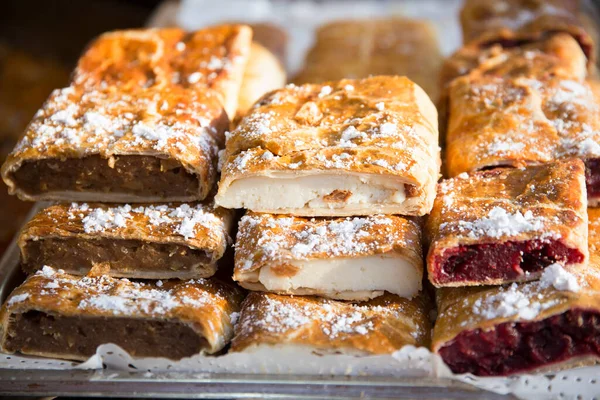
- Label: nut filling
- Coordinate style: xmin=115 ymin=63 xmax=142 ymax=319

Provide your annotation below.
xmin=11 ymin=155 xmax=199 ymax=200
xmin=4 ymin=311 xmax=206 ymax=361
xmin=22 ymin=238 xmax=212 ymax=278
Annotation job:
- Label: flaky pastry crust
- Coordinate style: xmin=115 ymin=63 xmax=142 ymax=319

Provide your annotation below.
xmin=0 ymin=267 xmax=245 ymax=360
xmin=1 ymin=26 xmax=252 ymax=202
xmin=426 ymin=159 xmax=588 ymax=286
xmin=231 ymin=292 xmax=431 ymax=355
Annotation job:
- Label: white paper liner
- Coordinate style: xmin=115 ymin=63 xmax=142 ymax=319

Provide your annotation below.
xmin=3 ymin=344 xmax=600 ymax=399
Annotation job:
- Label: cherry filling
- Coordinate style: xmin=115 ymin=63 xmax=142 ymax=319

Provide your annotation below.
xmin=439 ymin=309 xmax=600 ymax=376
xmin=432 ymin=239 xmax=584 ymax=285
xmin=585 ymin=159 xmax=600 ymax=199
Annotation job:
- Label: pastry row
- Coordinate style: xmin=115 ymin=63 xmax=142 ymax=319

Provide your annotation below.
xmin=2 ymin=210 xmax=600 ymax=376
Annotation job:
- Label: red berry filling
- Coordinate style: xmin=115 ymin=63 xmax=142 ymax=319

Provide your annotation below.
xmin=431 ymin=239 xmax=584 ymax=285
xmin=439 ymin=309 xmax=600 ymax=376
xmin=585 ymin=159 xmax=600 ymax=199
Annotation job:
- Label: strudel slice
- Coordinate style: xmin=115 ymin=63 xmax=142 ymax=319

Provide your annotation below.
xmin=19 ymin=202 xmax=233 ymax=279
xmin=216 ymin=76 xmax=440 ymax=217
xmin=426 ymin=159 xmax=588 ymax=287
xmin=231 ymin=292 xmax=431 ymax=355
xmin=440 ymin=32 xmax=587 ymax=94
xmin=445 ymin=74 xmax=600 ymax=203
xmin=459 ymin=0 xmax=594 ymax=65
xmin=1 ymin=26 xmax=252 ymax=202
xmin=234 ymin=212 xmax=423 ymax=300
xmin=433 ymin=252 xmax=600 ymax=376
xmin=0 ymin=267 xmax=244 ymax=360
xmin=293 ymin=18 xmax=442 ymax=102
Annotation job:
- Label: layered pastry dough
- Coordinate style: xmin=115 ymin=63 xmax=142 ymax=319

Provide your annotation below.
xmin=433 ymin=208 xmax=600 ymax=375
xmin=231 ymin=292 xmax=431 ymax=355
xmin=18 ymin=202 xmax=233 ymax=279
xmin=0 ymin=267 xmax=244 ymax=361
xmin=426 ymin=159 xmax=588 ymax=287
xmin=294 ymin=18 xmax=442 ymax=102
xmin=459 ymin=0 xmax=595 ymax=66
xmin=236 ymin=42 xmax=286 ymax=121
xmin=234 ymin=212 xmax=423 ymax=300
xmin=216 ymin=76 xmax=440 ymax=217
xmin=1 ymin=26 xmax=252 ymax=202
xmin=446 ymin=74 xmax=600 ymax=205
xmin=440 ymin=33 xmax=588 ymax=94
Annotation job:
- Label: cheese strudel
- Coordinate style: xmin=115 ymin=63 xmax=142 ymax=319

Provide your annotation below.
xmin=231 ymin=292 xmax=431 ymax=355
xmin=459 ymin=0 xmax=595 ymax=65
xmin=426 ymin=159 xmax=588 ymax=287
xmin=236 ymin=41 xmax=286 ymax=121
xmin=293 ymin=18 xmax=442 ymax=102
xmin=445 ymin=74 xmax=600 ymax=205
xmin=0 ymin=267 xmax=244 ymax=361
xmin=234 ymin=212 xmax=423 ymax=300
xmin=1 ymin=26 xmax=252 ymax=203
xmin=433 ymin=207 xmax=600 ymax=376
xmin=18 ymin=202 xmax=233 ymax=279
xmin=216 ymin=76 xmax=440 ymax=217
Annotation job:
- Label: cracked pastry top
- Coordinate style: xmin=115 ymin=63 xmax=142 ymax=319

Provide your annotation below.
xmin=459 ymin=0 xmax=595 ymax=66
xmin=231 ymin=292 xmax=431 ymax=355
xmin=234 ymin=212 xmax=423 ymax=301
xmin=445 ymin=73 xmax=600 ymax=205
xmin=215 ymin=76 xmax=440 ymax=217
xmin=1 ymin=26 xmax=252 ymax=202
xmin=433 ymin=208 xmax=600 ymax=376
xmin=426 ymin=159 xmax=588 ymax=287
xmin=18 ymin=201 xmax=233 ymax=279
xmin=293 ymin=18 xmax=442 ymax=102
xmin=0 ymin=267 xmax=244 ymax=361
xmin=440 ymin=33 xmax=588 ymax=95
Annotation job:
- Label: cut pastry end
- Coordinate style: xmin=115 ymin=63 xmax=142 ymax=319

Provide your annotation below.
xmin=585 ymin=158 xmax=600 ymax=206
xmin=3 ymin=311 xmax=207 ymax=361
xmin=21 ymin=237 xmax=217 ymax=279
xmin=429 ymin=239 xmax=586 ymax=287
xmin=237 ymin=254 xmax=422 ymax=301
xmin=5 ymin=154 xmax=206 ymax=202
xmin=216 ymin=172 xmax=424 ymax=216
xmin=438 ymin=308 xmax=600 ymax=376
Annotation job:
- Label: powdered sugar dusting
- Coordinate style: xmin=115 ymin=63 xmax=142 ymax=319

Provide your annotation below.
xmin=445 ymin=206 xmax=545 ymax=239
xmin=236 ymin=214 xmax=416 ymax=270
xmin=67 ymin=202 xmax=224 ymax=240
xmin=540 ymin=263 xmax=580 ymax=292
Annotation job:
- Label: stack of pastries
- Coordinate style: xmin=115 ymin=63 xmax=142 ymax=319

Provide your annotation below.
xmin=429 ymin=0 xmax=600 ymax=376
xmin=0 ymin=0 xmax=599 ymax=380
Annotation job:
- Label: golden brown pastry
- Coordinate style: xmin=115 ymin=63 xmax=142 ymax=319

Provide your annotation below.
xmin=216 ymin=76 xmax=440 ymax=217
xmin=236 ymin=42 xmax=286 ymax=121
xmin=459 ymin=0 xmax=595 ymax=66
xmin=426 ymin=159 xmax=588 ymax=287
xmin=1 ymin=26 xmax=252 ymax=203
xmin=432 ymin=208 xmax=600 ymax=376
xmin=440 ymin=32 xmax=588 ymax=94
xmin=445 ymin=74 xmax=600 ymax=205
xmin=234 ymin=212 xmax=423 ymax=300
xmin=231 ymin=292 xmax=431 ymax=355
xmin=294 ymin=18 xmax=442 ymax=102
xmin=0 ymin=267 xmax=244 ymax=361
xmin=247 ymin=23 xmax=287 ymax=65
xmin=18 ymin=201 xmax=233 ymax=279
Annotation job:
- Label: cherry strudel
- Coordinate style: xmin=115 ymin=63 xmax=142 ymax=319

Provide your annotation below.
xmin=426 ymin=159 xmax=588 ymax=287
xmin=433 ymin=208 xmax=600 ymax=375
